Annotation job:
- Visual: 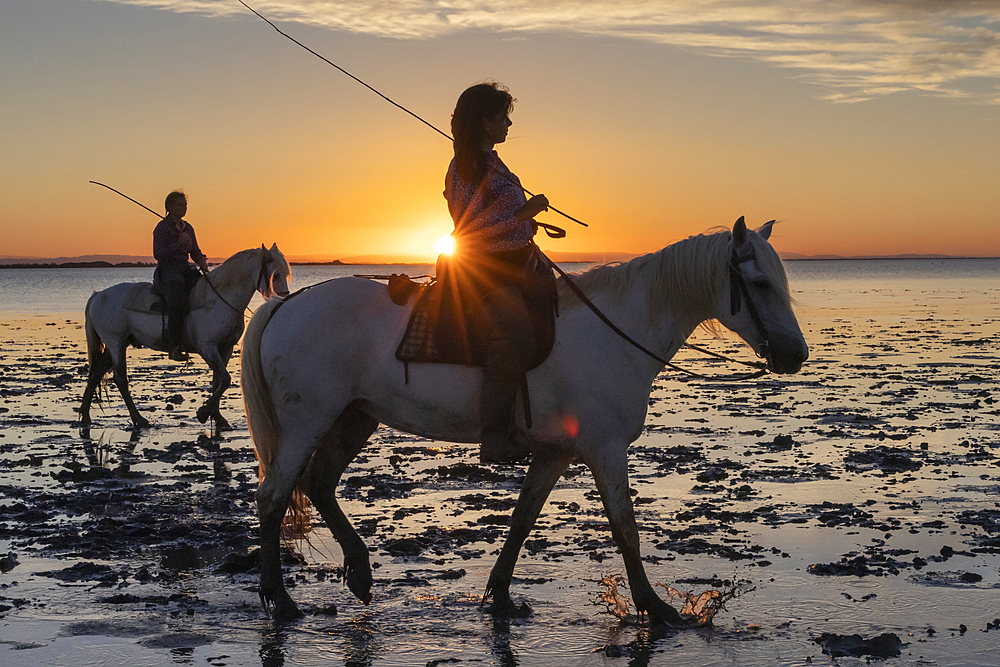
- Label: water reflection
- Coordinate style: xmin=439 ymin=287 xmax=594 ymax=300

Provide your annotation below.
xmin=79 ymin=426 xmax=142 ymax=469
xmin=259 ymin=626 xmax=286 ymax=667
xmin=337 ymin=612 xmax=379 ymax=667
xmin=594 ymin=622 xmax=683 ymax=666
xmin=483 ymin=615 xmax=522 ymax=667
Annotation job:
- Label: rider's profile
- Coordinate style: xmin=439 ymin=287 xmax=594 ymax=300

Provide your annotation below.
xmin=445 ymin=82 xmax=550 ymax=463
xmin=153 ymin=190 xmax=209 ymax=362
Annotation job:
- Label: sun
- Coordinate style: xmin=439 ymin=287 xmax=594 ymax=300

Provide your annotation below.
xmin=434 ymin=234 xmax=455 ymax=255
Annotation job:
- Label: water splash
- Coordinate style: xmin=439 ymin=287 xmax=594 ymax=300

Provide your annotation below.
xmin=591 ymin=572 xmax=752 ymax=627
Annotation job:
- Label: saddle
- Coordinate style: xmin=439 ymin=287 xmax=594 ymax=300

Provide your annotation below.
xmin=395 ymin=244 xmax=558 ymax=378
xmin=121 ymin=277 xmax=209 ymax=314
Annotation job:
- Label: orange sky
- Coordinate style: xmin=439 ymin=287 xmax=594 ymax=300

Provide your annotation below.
xmin=3 ymin=1 xmax=999 ymax=261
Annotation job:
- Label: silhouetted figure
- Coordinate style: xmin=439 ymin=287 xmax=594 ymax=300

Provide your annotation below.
xmin=445 ymin=82 xmax=549 ymax=463
xmin=153 ymin=191 xmax=208 ymax=361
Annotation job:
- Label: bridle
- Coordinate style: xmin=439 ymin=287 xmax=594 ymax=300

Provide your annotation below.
xmin=546 ymin=243 xmax=770 ymax=381
xmin=201 ymin=245 xmax=276 ymax=317
xmin=728 ymin=246 xmax=772 ymax=367
xmin=256 ymin=246 xmax=274 ymax=298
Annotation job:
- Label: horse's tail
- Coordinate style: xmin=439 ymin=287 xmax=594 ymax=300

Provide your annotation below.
xmin=84 ymin=292 xmax=105 ymax=376
xmin=240 ymin=298 xmax=311 ymax=534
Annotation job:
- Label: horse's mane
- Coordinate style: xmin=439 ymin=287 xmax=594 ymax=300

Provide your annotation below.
xmin=209 ymin=248 xmax=260 ymax=292
xmin=557 ymin=228 xmax=790 ymax=327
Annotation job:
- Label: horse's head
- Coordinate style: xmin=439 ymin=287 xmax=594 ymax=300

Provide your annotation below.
xmin=259 ymin=243 xmax=291 ymax=298
xmin=715 ymin=217 xmax=808 ymax=374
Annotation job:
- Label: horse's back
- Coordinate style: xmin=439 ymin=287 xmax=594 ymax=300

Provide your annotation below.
xmin=260 ymin=277 xmax=410 ymax=364
xmin=88 ymin=282 xmax=151 ymax=316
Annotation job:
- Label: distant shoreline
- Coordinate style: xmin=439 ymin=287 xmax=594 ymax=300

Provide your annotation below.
xmin=1 ymin=255 xmax=996 ymax=269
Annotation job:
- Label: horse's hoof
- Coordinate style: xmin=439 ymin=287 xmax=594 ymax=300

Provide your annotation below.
xmin=647 ymin=601 xmax=685 ymax=628
xmin=261 ymin=587 xmax=304 ymax=622
xmin=345 ymin=563 xmax=373 ymax=604
xmin=196 ymin=406 xmax=211 ymax=424
xmin=132 ymin=417 xmax=151 ymax=429
xmin=484 ymin=594 xmax=532 ymax=619
xmin=214 ymin=416 xmax=234 ymax=431
xmin=272 ymin=601 xmax=305 ymax=623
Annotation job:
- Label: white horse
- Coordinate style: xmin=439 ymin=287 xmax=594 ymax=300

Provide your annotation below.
xmin=80 ymin=244 xmax=290 ymax=430
xmin=241 ymin=218 xmax=807 ymax=625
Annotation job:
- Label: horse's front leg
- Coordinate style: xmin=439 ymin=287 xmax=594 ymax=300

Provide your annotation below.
xmin=586 ymin=445 xmax=683 ymax=627
xmin=483 ymin=449 xmax=572 ymax=617
xmin=196 ymin=347 xmax=231 ymax=428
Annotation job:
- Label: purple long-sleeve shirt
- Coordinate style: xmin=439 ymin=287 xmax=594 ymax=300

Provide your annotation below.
xmin=153 ymin=217 xmax=205 ymax=270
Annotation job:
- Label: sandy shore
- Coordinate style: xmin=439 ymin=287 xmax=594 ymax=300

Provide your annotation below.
xmin=1 ymin=306 xmax=999 ymax=666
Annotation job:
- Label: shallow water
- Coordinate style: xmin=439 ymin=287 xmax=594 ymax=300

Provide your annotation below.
xmin=2 ymin=259 xmax=999 ymax=666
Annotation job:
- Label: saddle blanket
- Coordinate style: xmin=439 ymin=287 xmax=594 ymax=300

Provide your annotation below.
xmin=395 ymin=248 xmax=558 ymax=370
xmin=121 ymin=280 xmax=210 ymax=314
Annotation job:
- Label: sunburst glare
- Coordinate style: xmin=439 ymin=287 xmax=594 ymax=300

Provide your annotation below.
xmin=434 ymin=234 xmax=455 ymax=255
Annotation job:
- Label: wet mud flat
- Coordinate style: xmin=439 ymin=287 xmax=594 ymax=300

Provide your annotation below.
xmin=1 ymin=305 xmax=999 ymax=667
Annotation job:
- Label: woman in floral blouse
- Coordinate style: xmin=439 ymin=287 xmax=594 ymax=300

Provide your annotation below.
xmin=444 ymin=82 xmax=549 ymax=463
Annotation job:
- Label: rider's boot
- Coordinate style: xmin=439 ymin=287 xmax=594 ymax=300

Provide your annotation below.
xmin=479 ymin=375 xmax=531 ymax=463
xmin=165 ymin=309 xmax=189 ymax=362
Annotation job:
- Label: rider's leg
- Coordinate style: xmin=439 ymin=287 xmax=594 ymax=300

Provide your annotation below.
xmin=479 ymin=285 xmax=536 ymax=463
xmin=158 ymin=278 xmax=189 ymax=361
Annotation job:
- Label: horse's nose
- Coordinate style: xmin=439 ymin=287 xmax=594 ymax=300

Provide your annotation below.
xmin=769 ymin=332 xmax=808 ymax=374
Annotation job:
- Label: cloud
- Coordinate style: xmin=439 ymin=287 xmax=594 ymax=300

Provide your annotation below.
xmin=98 ymin=0 xmax=1000 ymax=103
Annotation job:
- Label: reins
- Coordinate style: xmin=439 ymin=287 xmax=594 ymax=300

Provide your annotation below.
xmin=545 ymin=253 xmax=769 ymax=381
xmin=200 ymin=266 xmax=253 ymax=317
xmin=88 ymin=181 xmax=267 ymax=318
xmin=238 ymin=3 xmax=773 ymax=380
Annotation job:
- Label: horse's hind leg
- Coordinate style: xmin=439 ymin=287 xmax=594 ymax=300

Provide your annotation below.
xmin=109 ymin=343 xmax=149 ymax=428
xmin=302 ymin=405 xmax=379 ymax=604
xmin=79 ymin=348 xmax=112 ymax=425
xmin=585 ymin=445 xmax=683 ymax=627
xmin=484 ymin=450 xmax=573 ymax=616
xmin=257 ymin=426 xmax=327 ymax=621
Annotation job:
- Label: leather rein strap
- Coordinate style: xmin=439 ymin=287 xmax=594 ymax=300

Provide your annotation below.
xmin=543 ymin=245 xmax=769 ymax=381
xmin=201 ymin=246 xmax=271 ymax=317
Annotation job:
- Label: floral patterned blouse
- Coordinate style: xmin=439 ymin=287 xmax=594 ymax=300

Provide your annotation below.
xmin=444 ymin=151 xmax=534 ymax=254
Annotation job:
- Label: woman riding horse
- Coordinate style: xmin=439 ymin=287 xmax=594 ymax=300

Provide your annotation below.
xmin=445 ymin=82 xmax=551 ymax=464
xmin=153 ymin=191 xmax=209 ymax=362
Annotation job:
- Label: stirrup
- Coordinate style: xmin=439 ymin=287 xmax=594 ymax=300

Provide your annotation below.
xmin=169 ymin=347 xmax=190 ymax=362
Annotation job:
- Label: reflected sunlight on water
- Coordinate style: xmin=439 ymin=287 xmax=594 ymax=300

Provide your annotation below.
xmin=1 ymin=257 xmax=998 ymax=666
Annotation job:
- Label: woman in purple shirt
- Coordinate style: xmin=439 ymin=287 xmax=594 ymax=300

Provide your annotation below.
xmin=153 ymin=191 xmax=209 ymax=361
xmin=444 ymin=82 xmax=550 ymax=463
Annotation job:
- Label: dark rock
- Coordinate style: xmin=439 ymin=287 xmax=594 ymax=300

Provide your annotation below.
xmin=215 ymin=549 xmax=260 ymax=575
xmin=814 ymin=632 xmax=905 ymax=658
xmin=384 ymin=538 xmax=424 ymax=557
xmin=161 ymin=545 xmax=201 ymax=571
xmin=0 ymin=553 xmax=17 ymax=573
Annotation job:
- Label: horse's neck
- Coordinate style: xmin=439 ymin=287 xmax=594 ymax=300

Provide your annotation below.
xmin=207 ymin=251 xmax=259 ymax=309
xmin=650 ymin=235 xmax=726 ymax=332
xmin=579 ymin=236 xmax=724 ymax=361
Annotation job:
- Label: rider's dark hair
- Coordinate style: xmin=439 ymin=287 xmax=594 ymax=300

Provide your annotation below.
xmin=451 ymin=82 xmax=514 ymax=183
xmin=164 ymin=191 xmax=187 ymax=212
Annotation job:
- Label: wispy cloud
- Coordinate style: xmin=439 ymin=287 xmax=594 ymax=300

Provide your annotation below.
xmin=99 ymin=1 xmax=1000 ymax=103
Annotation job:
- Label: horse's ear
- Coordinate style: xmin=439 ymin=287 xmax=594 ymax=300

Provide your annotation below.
xmin=757 ymin=220 xmax=775 ymax=241
xmin=733 ymin=216 xmax=747 ymax=245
